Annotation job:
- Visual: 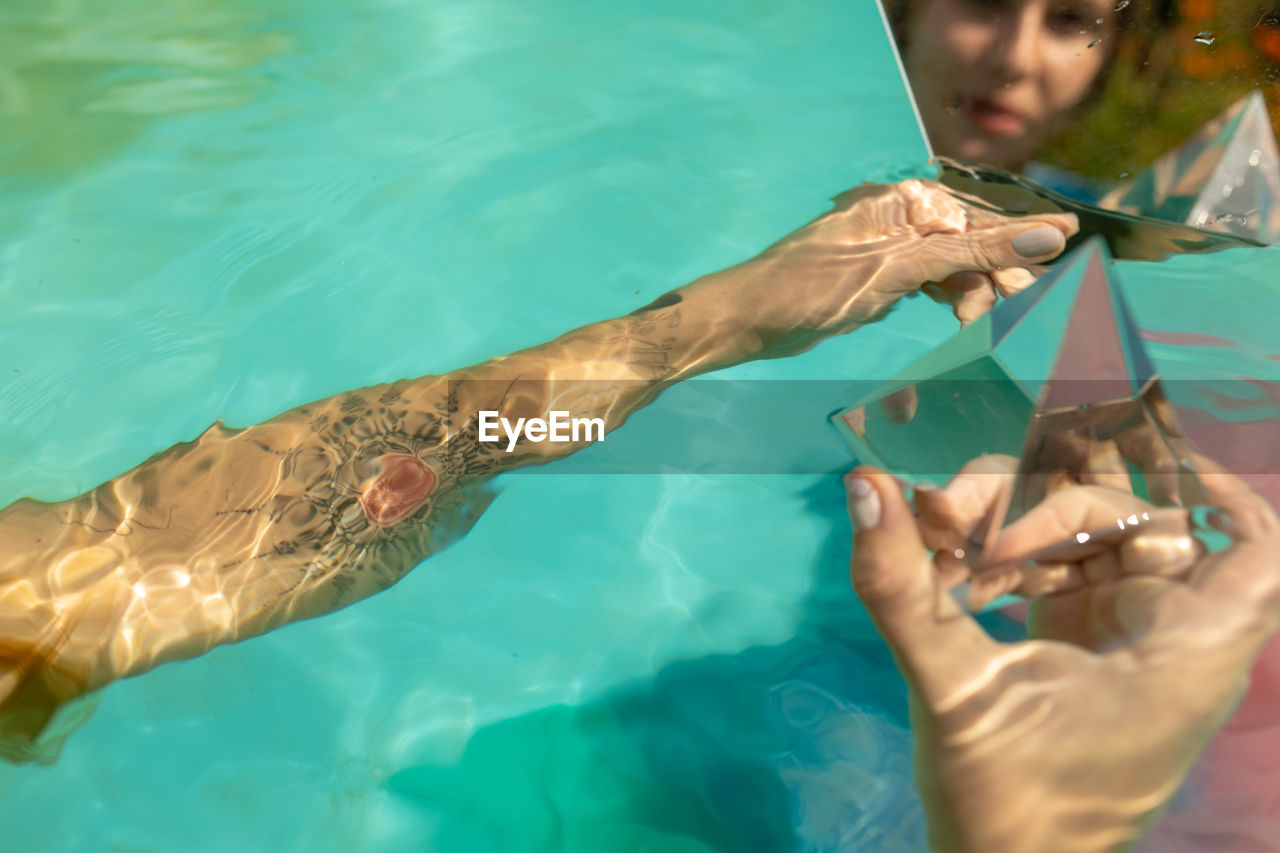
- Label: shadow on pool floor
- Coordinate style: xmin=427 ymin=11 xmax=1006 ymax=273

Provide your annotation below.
xmin=386 ymin=473 xmax=1025 ymax=853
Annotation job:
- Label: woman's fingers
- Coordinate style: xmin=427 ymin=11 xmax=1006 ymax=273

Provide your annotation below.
xmin=990 ymin=266 xmax=1037 ymax=298
xmin=906 ymin=217 xmax=1076 ymax=290
xmin=826 ymin=181 xmax=1076 ymax=326
xmin=879 ymin=387 xmax=919 ymax=424
xmin=925 ymin=268 xmax=1036 ymax=325
xmin=1117 ymin=512 xmax=1204 ymax=579
xmin=965 ymin=566 xmax=1024 ymax=610
xmin=1194 ymin=455 xmax=1280 ymax=542
xmin=1076 ymin=440 xmax=1131 ymax=493
xmin=1011 ymin=563 xmax=1086 ymax=597
xmin=1114 ymin=422 xmax=1185 ymax=506
xmin=933 ymin=270 xmax=998 ymax=326
xmin=915 ymin=454 xmax=1018 ymax=554
xmin=1016 ymin=434 xmax=1132 ymax=503
xmin=1169 ymin=459 xmax=1280 ymax=643
xmin=848 ymin=468 xmax=1000 ymax=702
xmin=984 ymin=485 xmax=1162 ymax=567
xmin=773 ymin=182 xmax=1078 ymax=332
xmin=929 ymin=266 xmax=1038 ymax=318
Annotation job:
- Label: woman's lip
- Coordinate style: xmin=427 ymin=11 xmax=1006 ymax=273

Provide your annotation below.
xmin=962 ymin=97 xmax=1027 ymax=137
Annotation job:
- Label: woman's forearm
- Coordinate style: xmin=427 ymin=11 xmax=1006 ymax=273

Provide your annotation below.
xmin=0 ymin=256 xmax=836 ymax=761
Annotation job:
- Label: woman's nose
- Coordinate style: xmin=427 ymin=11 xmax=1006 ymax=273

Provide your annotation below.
xmin=990 ymin=10 xmax=1042 ymax=82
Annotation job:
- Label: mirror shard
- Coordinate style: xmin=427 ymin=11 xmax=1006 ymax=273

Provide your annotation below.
xmin=1099 ymin=91 xmax=1280 ymax=243
xmin=832 ymin=238 xmax=1204 ymax=530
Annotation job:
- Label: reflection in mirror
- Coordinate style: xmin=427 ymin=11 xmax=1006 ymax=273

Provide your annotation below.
xmin=1100 ymin=90 xmax=1280 ymax=240
xmin=936 ymin=157 xmax=1265 ymax=258
xmin=882 ymin=0 xmax=1125 ymax=175
xmin=831 ymin=238 xmax=1225 ymax=608
xmin=879 ymin=0 xmax=1280 ymax=234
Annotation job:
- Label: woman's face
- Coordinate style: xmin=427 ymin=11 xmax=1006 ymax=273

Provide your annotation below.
xmin=903 ymin=0 xmax=1117 ymax=170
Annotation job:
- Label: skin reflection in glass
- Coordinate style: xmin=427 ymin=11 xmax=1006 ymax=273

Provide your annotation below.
xmin=892 ymin=0 xmax=1119 ymax=171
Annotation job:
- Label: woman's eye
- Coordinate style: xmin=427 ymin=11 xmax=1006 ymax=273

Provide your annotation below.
xmin=1047 ymin=4 xmax=1105 ymax=35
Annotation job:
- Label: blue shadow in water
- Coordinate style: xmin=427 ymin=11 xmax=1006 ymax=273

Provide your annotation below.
xmin=387 ymin=472 xmax=1025 ymax=852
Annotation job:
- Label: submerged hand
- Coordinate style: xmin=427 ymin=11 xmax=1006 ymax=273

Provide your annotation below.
xmin=735 ymin=179 xmax=1076 ymax=335
xmin=846 ymin=463 xmax=1280 ymax=852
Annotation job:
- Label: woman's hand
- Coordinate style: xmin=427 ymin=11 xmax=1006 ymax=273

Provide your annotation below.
xmin=731 ymin=179 xmax=1077 ymax=336
xmin=846 ymin=461 xmax=1280 ymax=852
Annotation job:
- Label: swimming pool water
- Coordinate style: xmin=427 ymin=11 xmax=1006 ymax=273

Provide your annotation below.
xmin=3 ymin=1 xmax=1280 ymax=851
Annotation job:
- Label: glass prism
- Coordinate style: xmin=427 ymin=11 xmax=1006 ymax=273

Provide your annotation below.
xmin=832 ymin=237 xmax=1206 ymax=554
xmin=1099 ymin=90 xmax=1280 ymax=244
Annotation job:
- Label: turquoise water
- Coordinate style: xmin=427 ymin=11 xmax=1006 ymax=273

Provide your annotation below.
xmin=4 ymin=0 xmax=1280 ymax=850
xmin=0 ymin=1 xmax=933 ymax=850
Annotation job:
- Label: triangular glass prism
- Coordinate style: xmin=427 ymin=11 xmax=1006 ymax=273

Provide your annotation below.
xmin=832 ymin=238 xmax=1206 ymax=573
xmin=1100 ymin=91 xmax=1280 ymax=243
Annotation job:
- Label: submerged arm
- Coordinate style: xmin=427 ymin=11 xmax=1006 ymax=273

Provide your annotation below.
xmin=0 ymin=180 xmax=1075 ymax=761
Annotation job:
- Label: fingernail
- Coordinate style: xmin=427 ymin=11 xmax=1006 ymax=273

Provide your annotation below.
xmin=912 ymin=482 xmax=940 ymax=505
xmin=848 ymin=476 xmax=882 ymax=530
xmin=1011 ymin=225 xmax=1063 ymax=258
